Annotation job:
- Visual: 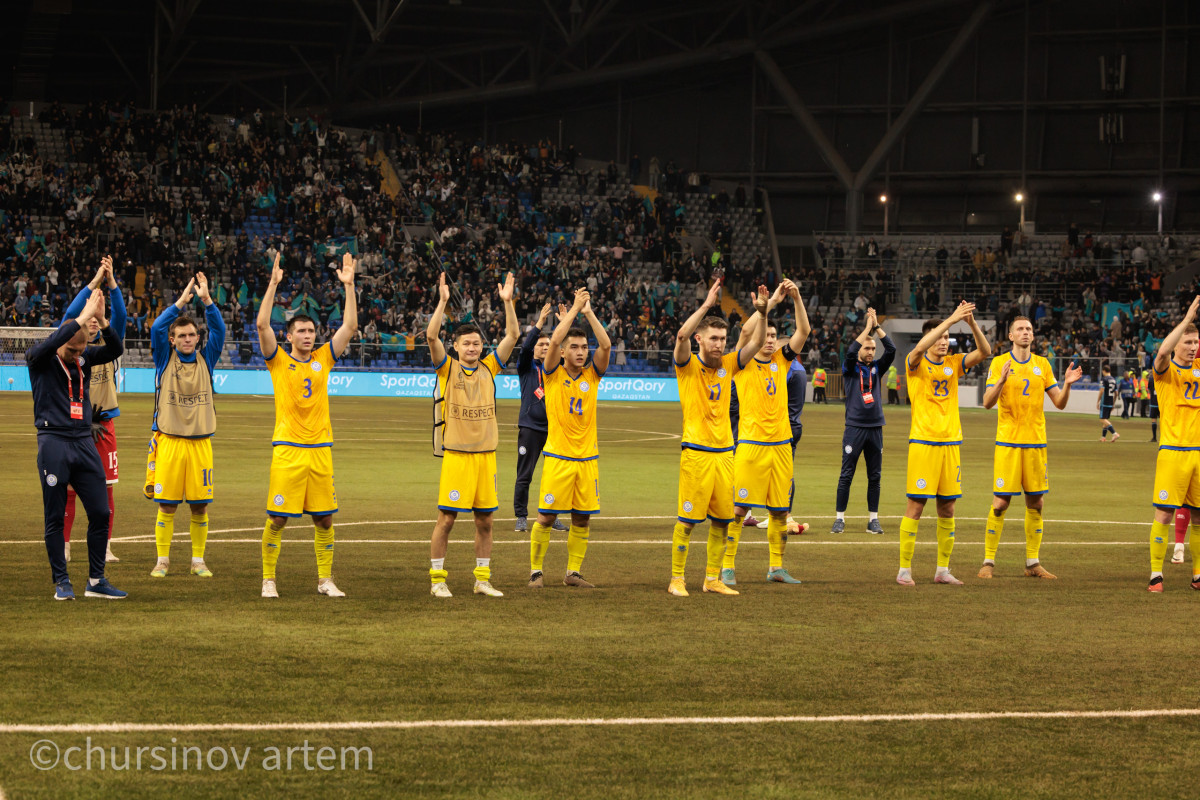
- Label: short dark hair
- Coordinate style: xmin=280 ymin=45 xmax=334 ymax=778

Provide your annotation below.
xmin=922 ymin=318 xmax=944 ymax=334
xmin=697 ymin=316 xmax=728 ymax=332
xmin=287 ymin=314 xmax=316 ymax=333
xmin=1102 ymin=364 xmax=1111 ymax=374
xmin=565 ymin=326 xmax=588 ymax=341
xmin=169 ymin=315 xmax=197 ymax=336
xmin=1009 ymin=316 xmax=1032 ymax=330
xmin=453 ymin=323 xmax=482 ymax=342
xmin=764 ymin=319 xmax=778 ymax=334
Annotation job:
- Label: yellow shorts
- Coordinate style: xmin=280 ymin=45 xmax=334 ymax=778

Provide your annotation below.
xmin=906 ymin=442 xmax=961 ymax=499
xmin=993 ymin=445 xmax=1049 ymax=496
xmin=538 ymin=456 xmax=600 ymax=515
xmin=1152 ymin=448 xmax=1200 ymax=510
xmin=152 ymin=435 xmax=214 ymax=505
xmin=678 ymin=448 xmax=735 ymax=524
xmin=267 ymin=445 xmax=338 ymax=518
xmin=733 ymin=442 xmax=792 ymax=511
xmin=143 ymin=432 xmax=159 ymax=500
xmin=438 ymin=451 xmax=498 ymax=513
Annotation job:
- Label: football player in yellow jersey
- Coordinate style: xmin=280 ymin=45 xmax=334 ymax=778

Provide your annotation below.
xmin=529 ymin=288 xmax=611 ymax=589
xmin=255 ymin=252 xmax=357 ymax=599
xmin=723 ymin=279 xmax=811 ymax=586
xmin=978 ymin=317 xmax=1082 ymax=580
xmin=667 ymin=281 xmax=774 ymax=597
xmin=897 ymin=302 xmax=991 ymax=586
xmin=1146 ymin=295 xmax=1200 ymax=593
xmin=425 ymin=271 xmax=519 ymax=599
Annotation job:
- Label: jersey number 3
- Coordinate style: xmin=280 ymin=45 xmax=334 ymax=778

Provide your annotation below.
xmin=301 ymin=378 xmax=312 ymax=398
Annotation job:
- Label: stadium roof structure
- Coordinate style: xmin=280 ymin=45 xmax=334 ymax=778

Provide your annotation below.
xmin=9 ymin=0 xmax=1008 ymax=120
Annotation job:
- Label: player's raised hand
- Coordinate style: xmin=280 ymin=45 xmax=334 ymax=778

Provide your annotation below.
xmin=337 ymin=252 xmax=357 ymax=286
xmin=769 ymin=282 xmax=788 ymax=308
xmin=77 ymin=287 xmax=105 ymax=324
xmin=1064 ymin=361 xmax=1083 ymax=385
xmin=437 ymin=271 xmax=451 ymax=304
xmin=949 ymin=301 xmax=976 ymax=323
xmin=536 ymin=302 xmax=552 ymax=327
xmin=703 ymin=278 xmax=723 ymax=309
xmin=194 ymin=271 xmax=211 ymax=303
xmin=783 ymin=278 xmax=801 ymax=303
xmin=100 ymin=254 xmax=116 ymax=287
xmin=751 ymin=285 xmax=770 ymax=315
xmin=571 ymin=288 xmax=589 ymax=311
xmin=497 ymin=271 xmax=515 ymax=302
xmin=557 ymin=303 xmax=571 ymax=323
xmin=89 ymin=259 xmax=107 ymax=290
xmin=269 ymin=252 xmax=284 ymax=286
xmin=177 ymin=277 xmax=196 ymax=307
xmin=1186 ymin=295 xmax=1200 ymax=323
xmin=999 ymin=359 xmax=1012 ymax=382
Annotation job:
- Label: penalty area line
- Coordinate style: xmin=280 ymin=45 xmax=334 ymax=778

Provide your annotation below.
xmin=1 ymin=708 xmax=1199 ymax=734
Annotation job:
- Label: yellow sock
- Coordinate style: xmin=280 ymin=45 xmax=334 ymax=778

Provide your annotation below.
xmin=473 ymin=561 xmax=491 ymax=583
xmin=315 ymin=525 xmax=334 ymax=580
xmin=155 ymin=508 xmax=175 ymax=558
xmin=189 ymin=511 xmax=209 ymax=559
xmin=1150 ymin=520 xmax=1170 ymax=572
xmin=766 ymin=514 xmax=786 ymax=570
xmin=530 ymin=521 xmax=552 ymax=572
xmin=936 ymin=517 xmax=955 ymax=568
xmin=261 ymin=519 xmax=285 ymax=579
xmin=899 ymin=516 xmax=918 ymax=568
xmin=671 ymin=522 xmax=691 ymax=578
xmin=706 ymin=524 xmax=728 ymax=579
xmin=1024 ymin=508 xmax=1044 ymax=562
xmin=722 ymin=518 xmax=743 ymax=570
xmin=984 ymin=507 xmax=1005 ymax=562
xmin=566 ymin=524 xmax=589 ymax=573
xmin=1192 ymin=524 xmax=1200 ymax=581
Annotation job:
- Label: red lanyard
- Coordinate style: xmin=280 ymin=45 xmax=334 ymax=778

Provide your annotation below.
xmin=56 ymin=355 xmax=84 ymax=403
xmin=859 ymin=363 xmax=874 ymax=404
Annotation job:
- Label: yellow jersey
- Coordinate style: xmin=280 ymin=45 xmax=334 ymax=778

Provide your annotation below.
xmin=907 ymin=352 xmax=967 ymax=444
xmin=1153 ymin=357 xmax=1200 ymax=449
xmin=987 ymin=352 xmax=1056 ymax=446
xmin=676 ymin=351 xmax=741 ymax=451
xmin=265 ymin=342 xmax=337 ymax=447
xmin=732 ymin=350 xmax=790 ymax=446
xmin=544 ymin=358 xmax=602 ymax=460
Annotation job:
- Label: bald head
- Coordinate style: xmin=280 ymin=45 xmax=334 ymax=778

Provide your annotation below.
xmin=57 ymin=327 xmax=90 ymax=364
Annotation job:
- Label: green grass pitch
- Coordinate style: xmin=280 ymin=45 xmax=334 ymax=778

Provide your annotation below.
xmin=0 ymin=391 xmax=1193 ymax=799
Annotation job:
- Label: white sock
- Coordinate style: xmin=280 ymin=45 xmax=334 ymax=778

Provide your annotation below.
xmin=897 ymin=567 xmax=912 ymax=577
xmin=431 ymin=558 xmax=445 ymax=571
xmin=192 ymin=556 xmax=204 ymax=564
xmin=1151 ymin=570 xmax=1163 ymax=580
xmin=88 ymin=577 xmax=100 ymax=586
xmin=476 ymin=558 xmax=490 ymax=568
xmin=869 ymin=511 xmax=879 ymax=521
xmin=1026 ymin=558 xmax=1038 ymax=567
xmin=935 ymin=566 xmax=950 ymax=577
xmin=836 ymin=511 xmax=845 ymax=521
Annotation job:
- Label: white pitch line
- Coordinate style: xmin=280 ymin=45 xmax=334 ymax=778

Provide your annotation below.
xmin=1 ymin=708 xmax=1198 ymax=734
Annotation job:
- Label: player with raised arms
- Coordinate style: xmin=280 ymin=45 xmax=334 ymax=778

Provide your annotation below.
xmin=978 ymin=317 xmax=1082 ymax=580
xmin=426 ymin=271 xmax=519 ymax=598
xmin=721 ymin=278 xmax=811 ymax=586
xmin=667 ymin=281 xmax=773 ymax=597
xmin=528 ymin=288 xmax=611 ymax=589
xmin=256 ymin=252 xmax=357 ymax=598
xmin=148 ymin=271 xmax=225 ymax=580
xmin=61 ymin=256 xmax=125 ymax=564
xmin=897 ymin=302 xmax=991 ymax=586
xmin=1146 ymin=295 xmax=1200 ymax=593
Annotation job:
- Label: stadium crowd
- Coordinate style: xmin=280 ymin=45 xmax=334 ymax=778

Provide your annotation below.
xmin=0 ymin=99 xmax=1195 ymax=377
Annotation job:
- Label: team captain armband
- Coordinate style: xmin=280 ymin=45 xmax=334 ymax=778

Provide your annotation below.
xmin=780 ymin=344 xmax=798 ymax=361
